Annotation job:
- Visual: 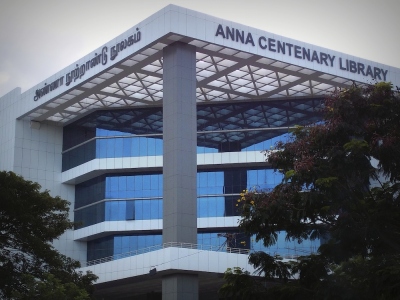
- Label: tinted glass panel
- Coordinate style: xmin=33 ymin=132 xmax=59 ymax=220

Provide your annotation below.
xmin=87 ymin=231 xmax=318 ymax=262
xmin=75 ymin=168 xmax=283 ymax=227
xmin=251 ymin=232 xmax=320 ymax=257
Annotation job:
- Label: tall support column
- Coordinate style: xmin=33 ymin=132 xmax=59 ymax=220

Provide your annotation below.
xmin=162 ymin=42 xmax=198 ymax=300
xmin=162 ymin=274 xmax=199 ymax=300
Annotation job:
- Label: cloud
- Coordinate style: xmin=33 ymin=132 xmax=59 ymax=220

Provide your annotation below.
xmin=0 ymin=72 xmax=10 ymax=84
xmin=0 ymin=0 xmax=399 ymax=97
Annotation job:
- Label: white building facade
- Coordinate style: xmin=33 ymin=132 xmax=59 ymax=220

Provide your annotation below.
xmin=1 ymin=5 xmax=399 ymax=300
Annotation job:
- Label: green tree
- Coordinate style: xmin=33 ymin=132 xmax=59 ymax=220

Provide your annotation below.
xmin=220 ymin=83 xmax=400 ymax=299
xmin=0 ymin=171 xmax=97 ymax=299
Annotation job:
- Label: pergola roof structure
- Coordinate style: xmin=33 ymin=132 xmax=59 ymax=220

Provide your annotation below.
xmin=25 ymin=33 xmax=353 ymax=125
xmin=65 ymin=98 xmax=322 ymax=151
xmin=21 ymin=5 xmax=398 ymax=132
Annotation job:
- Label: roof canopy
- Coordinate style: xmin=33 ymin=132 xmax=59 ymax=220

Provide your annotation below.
xmin=20 ymin=5 xmax=399 ymax=125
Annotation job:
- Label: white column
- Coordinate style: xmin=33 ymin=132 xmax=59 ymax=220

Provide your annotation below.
xmin=162 ymin=42 xmax=197 ymax=245
xmin=162 ymin=42 xmax=198 ymax=300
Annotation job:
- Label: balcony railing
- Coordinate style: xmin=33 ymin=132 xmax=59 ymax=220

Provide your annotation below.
xmin=84 ymin=242 xmax=250 ymax=267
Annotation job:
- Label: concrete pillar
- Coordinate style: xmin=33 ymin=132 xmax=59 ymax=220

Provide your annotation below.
xmin=162 ymin=274 xmax=198 ymax=300
xmin=162 ymin=42 xmax=198 ymax=299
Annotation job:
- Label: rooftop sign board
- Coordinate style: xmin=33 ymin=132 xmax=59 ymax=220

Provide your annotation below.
xmin=17 ymin=5 xmax=400 ymax=123
xmin=33 ymin=29 xmax=142 ymax=102
xmin=215 ymin=24 xmax=388 ymax=82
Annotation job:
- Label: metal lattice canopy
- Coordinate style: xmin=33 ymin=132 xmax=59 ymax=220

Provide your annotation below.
xmin=64 ymin=97 xmax=322 ymax=151
xmin=26 ymin=32 xmax=355 ymax=126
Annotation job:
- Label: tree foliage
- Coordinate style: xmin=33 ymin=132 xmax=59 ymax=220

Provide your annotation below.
xmin=0 ymin=171 xmax=97 ymax=299
xmin=220 ymin=83 xmax=400 ymax=299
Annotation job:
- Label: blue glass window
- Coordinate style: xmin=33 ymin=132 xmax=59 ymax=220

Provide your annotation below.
xmin=250 ymin=232 xmax=320 ymax=257
xmin=197 ymin=171 xmax=224 ymax=195
xmin=126 ymin=201 xmax=135 ymax=220
xmin=63 ymin=128 xmax=291 ymax=172
xmin=87 ymin=231 xmax=319 ymax=262
xmin=88 ymin=234 xmax=162 ymax=261
xmin=242 ymin=133 xmax=290 ymax=152
xmin=75 ymin=168 xmax=283 ymax=228
xmin=105 ymin=201 xmax=126 ymax=221
xmin=198 ymin=232 xmax=226 ymax=248
xmin=247 ymin=169 xmax=283 ymax=190
xmin=197 ymin=197 xmax=225 ymax=218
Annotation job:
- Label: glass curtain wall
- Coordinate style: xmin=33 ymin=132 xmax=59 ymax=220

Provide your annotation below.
xmin=65 ymin=102 xmax=323 ymax=263
xmin=74 ymin=169 xmax=283 ymax=229
xmin=87 ymin=231 xmax=320 ymax=262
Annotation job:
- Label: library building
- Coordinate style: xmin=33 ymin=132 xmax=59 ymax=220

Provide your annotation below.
xmin=1 ymin=5 xmax=399 ymax=300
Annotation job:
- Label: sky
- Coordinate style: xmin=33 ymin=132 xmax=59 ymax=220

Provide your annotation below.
xmin=0 ymin=0 xmax=399 ymax=97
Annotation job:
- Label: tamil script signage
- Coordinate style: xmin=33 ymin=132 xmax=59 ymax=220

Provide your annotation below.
xmin=33 ymin=23 xmax=390 ymax=102
xmin=34 ymin=28 xmax=141 ymax=101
